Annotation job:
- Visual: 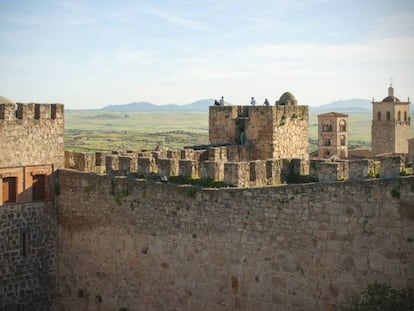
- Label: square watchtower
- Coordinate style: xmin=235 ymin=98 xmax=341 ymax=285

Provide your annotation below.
xmin=209 ymin=93 xmax=309 ymax=161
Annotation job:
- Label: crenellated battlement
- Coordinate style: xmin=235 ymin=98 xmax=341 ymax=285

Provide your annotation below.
xmin=0 ymin=103 xmax=65 ymax=169
xmin=0 ymin=103 xmax=63 ymax=121
xmin=64 ymin=147 xmax=406 ymax=187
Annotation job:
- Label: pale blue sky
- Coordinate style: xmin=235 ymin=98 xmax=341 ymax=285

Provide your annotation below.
xmin=1 ymin=0 xmax=413 ymax=109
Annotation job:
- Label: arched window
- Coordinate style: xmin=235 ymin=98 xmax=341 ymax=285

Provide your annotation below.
xmin=404 ymin=111 xmax=408 ymax=121
xmin=398 ymin=111 xmax=401 ymax=121
xmin=339 ymin=120 xmax=346 ymax=132
xmin=322 ymin=123 xmax=332 ymax=132
xmin=386 ymin=111 xmax=391 ymax=121
xmin=340 ymin=135 xmax=346 ymax=146
xmin=377 ymin=111 xmax=381 ymax=121
xmin=325 ymin=138 xmax=331 ymax=146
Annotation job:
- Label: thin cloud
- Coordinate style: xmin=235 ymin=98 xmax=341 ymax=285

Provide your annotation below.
xmin=243 ymin=36 xmax=414 ymax=64
xmin=371 ymin=11 xmax=414 ymax=39
xmin=0 ymin=14 xmax=96 ymax=27
xmin=139 ymin=4 xmax=207 ymax=30
xmin=114 ymin=48 xmax=161 ymax=65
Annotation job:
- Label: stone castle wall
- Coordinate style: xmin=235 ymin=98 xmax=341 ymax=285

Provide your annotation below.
xmin=0 ymin=103 xmax=64 ymax=169
xmin=0 ymin=201 xmax=57 ymax=310
xmin=56 ymin=170 xmax=414 ymax=311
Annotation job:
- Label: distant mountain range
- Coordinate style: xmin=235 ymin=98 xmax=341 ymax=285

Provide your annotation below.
xmin=102 ymin=99 xmax=215 ymax=112
xmin=101 ymin=98 xmax=412 ymax=113
xmin=309 ymin=99 xmax=372 ymax=113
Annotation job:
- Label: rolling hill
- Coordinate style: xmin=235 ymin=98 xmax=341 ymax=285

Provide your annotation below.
xmin=100 ymin=98 xmax=413 ymax=113
xmin=102 ymin=99 xmax=215 ymax=112
xmin=309 ymin=99 xmax=371 ymax=113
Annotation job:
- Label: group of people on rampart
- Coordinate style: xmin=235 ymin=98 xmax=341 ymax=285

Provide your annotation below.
xmin=214 ymin=94 xmax=296 ymax=106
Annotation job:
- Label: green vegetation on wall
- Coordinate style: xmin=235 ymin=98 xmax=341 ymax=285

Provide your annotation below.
xmin=340 ymin=283 xmax=414 ymax=311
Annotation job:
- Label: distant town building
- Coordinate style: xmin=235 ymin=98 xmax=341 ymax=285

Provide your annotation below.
xmin=317 ymin=112 xmax=348 ymax=158
xmin=371 ymin=84 xmax=411 ymax=156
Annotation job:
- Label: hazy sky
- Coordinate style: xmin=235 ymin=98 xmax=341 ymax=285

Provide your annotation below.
xmin=1 ymin=0 xmax=413 ymax=109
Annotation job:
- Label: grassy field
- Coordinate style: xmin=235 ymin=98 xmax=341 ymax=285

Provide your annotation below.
xmin=65 ymin=110 xmax=209 ymax=151
xmin=65 ymin=110 xmax=414 ymax=152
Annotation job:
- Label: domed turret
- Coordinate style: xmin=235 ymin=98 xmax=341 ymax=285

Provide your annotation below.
xmin=0 ymin=95 xmax=14 ymax=104
xmin=276 ymin=92 xmax=297 ymax=105
xmin=382 ymin=84 xmax=400 ymax=102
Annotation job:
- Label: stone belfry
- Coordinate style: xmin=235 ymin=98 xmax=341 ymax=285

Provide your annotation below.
xmin=317 ymin=112 xmax=348 ymax=158
xmin=371 ymin=84 xmax=411 ymax=156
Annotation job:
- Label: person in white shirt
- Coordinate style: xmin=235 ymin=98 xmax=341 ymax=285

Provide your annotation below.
xmin=219 ymin=96 xmax=225 ymax=106
xmin=250 ymin=97 xmax=256 ymax=106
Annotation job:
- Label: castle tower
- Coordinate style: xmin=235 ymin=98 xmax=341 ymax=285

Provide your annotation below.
xmin=209 ymin=92 xmax=309 ymax=161
xmin=371 ymin=84 xmax=411 ymax=156
xmin=0 ymin=99 xmax=64 ymax=205
xmin=0 ymin=97 xmax=64 ymax=308
xmin=317 ymin=112 xmax=348 ymax=158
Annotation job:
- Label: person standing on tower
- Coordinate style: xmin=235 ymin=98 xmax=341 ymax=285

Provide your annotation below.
xmin=250 ymin=97 xmax=256 ymax=106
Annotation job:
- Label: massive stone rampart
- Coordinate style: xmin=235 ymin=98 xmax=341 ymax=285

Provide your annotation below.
xmin=56 ymin=170 xmax=414 ymax=310
xmin=0 ymin=201 xmax=57 ymax=310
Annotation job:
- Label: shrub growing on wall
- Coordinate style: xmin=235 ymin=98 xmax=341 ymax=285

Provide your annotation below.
xmin=340 ymin=283 xmax=414 ymax=311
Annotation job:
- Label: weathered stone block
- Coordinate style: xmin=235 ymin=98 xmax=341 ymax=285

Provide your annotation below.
xmin=200 ymin=161 xmax=224 ymax=181
xmin=64 ymin=151 xmax=74 ymax=169
xmin=119 ymin=156 xmax=133 ymax=175
xmin=167 ymin=150 xmax=181 ymax=160
xmin=226 ymin=145 xmax=251 ymax=162
xmin=95 ymin=152 xmax=107 ymax=166
xmin=348 ymin=160 xmax=369 ymax=181
xmin=73 ymin=152 xmax=95 ymax=172
xmin=138 ymin=151 xmax=152 ymax=157
xmin=266 ymin=159 xmax=282 ymax=185
xmin=181 ymin=149 xmax=194 ymax=160
xmin=226 ymin=145 xmax=240 ymax=162
xmin=318 ymin=162 xmax=348 ymax=182
xmin=249 ymin=160 xmax=267 ymax=186
xmin=158 ymin=158 xmax=179 ymax=176
xmin=194 ymin=150 xmax=208 ymax=162
xmin=137 ymin=157 xmax=157 ymax=174
xmin=309 ymin=160 xmax=325 ymax=180
xmin=208 ymin=147 xmax=227 ymax=161
xmin=105 ymin=155 xmax=119 ymax=174
xmin=239 ymin=145 xmax=250 ymax=161
xmin=179 ymin=160 xmax=199 ymax=178
xmin=380 ymin=157 xmax=401 ymax=179
xmin=224 ymin=162 xmax=250 ymax=187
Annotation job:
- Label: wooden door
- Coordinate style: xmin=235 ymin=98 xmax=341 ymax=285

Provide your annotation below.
xmin=3 ymin=177 xmax=17 ymax=203
xmin=32 ymin=175 xmax=46 ymax=201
